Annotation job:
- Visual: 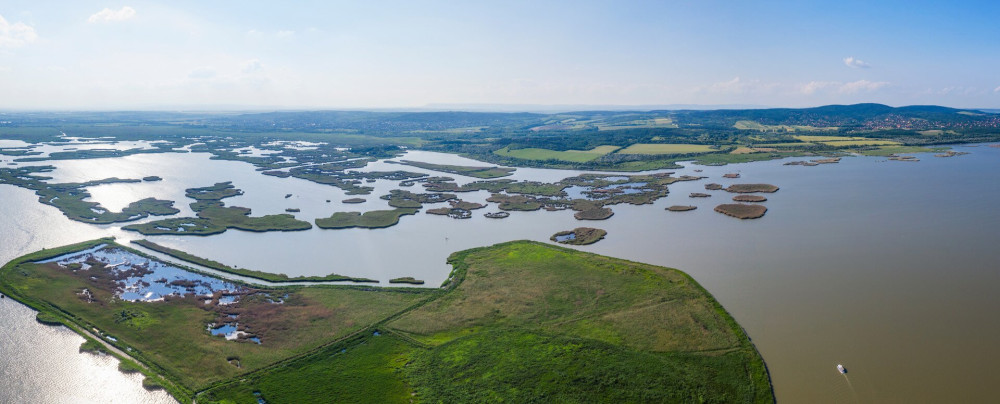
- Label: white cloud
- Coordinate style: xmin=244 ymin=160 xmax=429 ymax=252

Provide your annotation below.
xmin=276 ymin=30 xmax=295 ymax=38
xmin=703 ymin=77 xmax=779 ymax=95
xmin=843 ymin=56 xmax=871 ymax=69
xmin=0 ymin=14 xmax=38 ymax=48
xmin=839 ymin=79 xmax=888 ymax=93
xmin=241 ymin=59 xmax=263 ymax=74
xmin=994 ymin=86 xmax=1000 ymax=93
xmin=711 ymin=77 xmax=743 ymax=92
xmin=801 ymin=80 xmax=888 ymax=95
xmin=801 ymin=81 xmax=836 ymax=95
xmin=88 ymin=7 xmax=136 ymax=23
xmin=188 ymin=67 xmax=217 ymax=79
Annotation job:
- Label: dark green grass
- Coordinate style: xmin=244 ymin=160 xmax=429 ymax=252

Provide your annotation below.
xmin=409 ymin=329 xmax=766 ymax=404
xmin=201 ymin=334 xmax=415 ymax=404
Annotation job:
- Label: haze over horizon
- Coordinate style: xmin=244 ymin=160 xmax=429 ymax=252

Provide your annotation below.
xmin=2 ymin=0 xmax=999 ymax=110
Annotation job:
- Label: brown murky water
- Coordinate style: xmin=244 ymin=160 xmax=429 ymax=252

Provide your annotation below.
xmin=2 ymin=145 xmax=998 ymax=403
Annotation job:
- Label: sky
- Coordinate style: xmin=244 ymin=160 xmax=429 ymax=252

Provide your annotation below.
xmin=1 ymin=0 xmax=999 ymax=110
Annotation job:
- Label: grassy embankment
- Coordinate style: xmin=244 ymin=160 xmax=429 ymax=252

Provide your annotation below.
xmin=131 ymin=240 xmax=376 ymax=283
xmin=394 ymin=160 xmax=515 ymax=179
xmin=0 ymin=240 xmax=429 ymax=402
xmin=202 ymin=241 xmax=773 ymax=403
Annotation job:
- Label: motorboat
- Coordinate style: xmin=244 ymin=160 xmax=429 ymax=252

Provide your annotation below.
xmin=837 ymin=364 xmax=846 ymax=374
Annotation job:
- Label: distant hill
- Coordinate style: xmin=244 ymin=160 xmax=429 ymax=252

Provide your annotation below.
xmin=669 ymin=103 xmax=992 ymax=129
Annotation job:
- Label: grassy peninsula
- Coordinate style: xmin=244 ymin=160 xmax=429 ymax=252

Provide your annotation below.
xmin=202 ymin=241 xmax=773 ymax=403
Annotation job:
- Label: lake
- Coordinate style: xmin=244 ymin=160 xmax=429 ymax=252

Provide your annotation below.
xmin=1 ymin=144 xmax=999 ymax=403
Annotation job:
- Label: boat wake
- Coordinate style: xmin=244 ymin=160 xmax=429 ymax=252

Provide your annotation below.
xmin=840 ymin=366 xmax=860 ymax=403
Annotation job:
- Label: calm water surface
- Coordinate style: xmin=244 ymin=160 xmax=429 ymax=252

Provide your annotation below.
xmin=1 ymin=144 xmax=999 ymax=403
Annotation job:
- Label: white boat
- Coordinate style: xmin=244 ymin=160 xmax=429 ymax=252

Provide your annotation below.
xmin=837 ymin=364 xmax=846 ymax=374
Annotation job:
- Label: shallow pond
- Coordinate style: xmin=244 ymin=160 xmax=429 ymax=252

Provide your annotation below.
xmin=42 ymin=245 xmax=242 ymax=302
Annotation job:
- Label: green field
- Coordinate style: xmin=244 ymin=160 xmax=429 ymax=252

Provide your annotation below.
xmin=493 ymin=145 xmax=620 ymax=162
xmin=387 ymin=241 xmax=772 ymax=402
xmin=618 ymin=143 xmax=716 ymax=155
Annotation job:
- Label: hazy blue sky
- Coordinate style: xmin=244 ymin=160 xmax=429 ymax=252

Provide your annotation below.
xmin=1 ymin=1 xmax=998 ymax=110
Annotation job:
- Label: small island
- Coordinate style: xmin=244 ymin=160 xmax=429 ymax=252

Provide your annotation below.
xmin=142 ymin=176 xmax=163 ymax=182
xmin=342 ymin=198 xmax=366 ymax=204
xmin=666 ymin=205 xmax=697 ymax=212
xmin=388 ymin=277 xmax=425 ymax=285
xmin=732 ymin=195 xmax=767 ymax=202
xmin=722 ymin=173 xmax=740 ymax=179
xmin=315 ymin=208 xmax=419 ymax=229
xmin=689 ymin=192 xmax=711 ymax=198
xmin=550 ymin=227 xmax=607 ymax=245
xmin=724 ymin=184 xmax=779 ymax=193
xmin=483 ymin=211 xmax=510 ymax=219
xmin=714 ymin=203 xmax=768 ymax=219
xmin=705 ymin=183 xmax=723 ymax=190
xmin=574 ymin=206 xmax=614 ymax=220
